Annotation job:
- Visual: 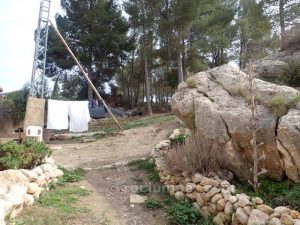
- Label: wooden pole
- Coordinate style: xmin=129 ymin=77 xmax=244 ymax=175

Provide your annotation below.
xmin=49 ymin=20 xmax=124 ymax=132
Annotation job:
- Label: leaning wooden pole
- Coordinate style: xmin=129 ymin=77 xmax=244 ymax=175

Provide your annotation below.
xmin=49 ymin=20 xmax=123 ymax=132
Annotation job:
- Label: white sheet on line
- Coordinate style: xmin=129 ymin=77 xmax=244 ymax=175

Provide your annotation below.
xmin=68 ymin=101 xmax=90 ymax=133
xmin=47 ymin=99 xmax=69 ymax=130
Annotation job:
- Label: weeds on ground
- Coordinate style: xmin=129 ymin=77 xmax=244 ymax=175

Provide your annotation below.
xmin=167 ymin=200 xmax=214 ymax=225
xmin=132 ymin=159 xmax=215 ymax=225
xmin=143 ymin=199 xmax=163 ymax=209
xmin=38 ymin=186 xmax=90 ymax=213
xmin=127 ymin=159 xmax=160 ymax=182
xmin=12 ymin=168 xmax=90 ymax=225
xmin=56 ymin=167 xmax=84 ymax=186
xmin=99 ymin=213 xmax=111 ymax=225
xmin=236 ymin=177 xmax=300 ymax=211
xmin=137 ymin=186 xmax=150 ymax=195
xmin=172 ymin=134 xmax=186 ymax=146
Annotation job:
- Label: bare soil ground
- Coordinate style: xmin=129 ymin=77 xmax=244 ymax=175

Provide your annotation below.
xmin=49 ymin=115 xmax=180 ymax=225
xmin=51 ymin=118 xmax=178 ymax=170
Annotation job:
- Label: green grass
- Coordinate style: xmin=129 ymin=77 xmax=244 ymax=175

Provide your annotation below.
xmin=137 ymin=186 xmax=150 ymax=195
xmin=143 ymin=199 xmax=163 ymax=209
xmin=130 ymin=159 xmax=214 ymax=225
xmin=89 ymin=114 xmax=176 ymax=140
xmin=56 ymin=167 xmax=84 ymax=185
xmin=38 ymin=186 xmax=89 ymax=208
xmin=11 ymin=185 xmax=91 ymax=225
xmin=11 ymin=167 xmax=92 ymax=225
xmin=167 ymin=200 xmax=214 ymax=225
xmin=127 ymin=159 xmax=160 ymax=182
xmin=236 ymin=177 xmax=300 ymax=211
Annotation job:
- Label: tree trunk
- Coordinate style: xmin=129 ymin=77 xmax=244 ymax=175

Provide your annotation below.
xmin=177 ymin=51 xmax=184 ymax=84
xmin=87 ymin=67 xmax=93 ymax=102
xmin=145 ymin=56 xmax=153 ymax=115
xmin=131 ymin=29 xmax=136 ymax=108
xmin=279 ymin=0 xmax=286 ymax=48
xmin=182 ymin=38 xmax=187 ymax=80
xmin=130 ymin=55 xmax=135 ymax=108
xmin=121 ymin=64 xmax=125 ymax=98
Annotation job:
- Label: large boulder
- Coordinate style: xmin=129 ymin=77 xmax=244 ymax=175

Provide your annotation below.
xmin=252 ymin=60 xmax=289 ymax=80
xmin=252 ymin=50 xmax=300 ymax=81
xmin=171 ymin=64 xmax=300 ymax=182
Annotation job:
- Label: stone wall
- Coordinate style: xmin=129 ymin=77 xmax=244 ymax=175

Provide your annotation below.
xmin=0 ymin=158 xmax=64 ymax=225
xmin=150 ymin=129 xmax=300 ymax=225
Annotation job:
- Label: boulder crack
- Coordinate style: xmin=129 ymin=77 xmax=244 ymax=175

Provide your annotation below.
xmin=277 ymin=138 xmax=297 ymax=170
xmin=196 ymin=90 xmax=214 ymax=102
xmin=207 ymin=71 xmax=233 ymax=97
xmin=220 ymin=115 xmax=232 ymax=139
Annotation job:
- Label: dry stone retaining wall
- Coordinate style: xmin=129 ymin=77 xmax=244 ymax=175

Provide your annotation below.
xmin=0 ymin=157 xmax=64 ymax=225
xmin=150 ymin=129 xmax=300 ymax=225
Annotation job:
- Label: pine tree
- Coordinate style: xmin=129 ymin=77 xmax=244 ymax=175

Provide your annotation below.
xmin=124 ymin=0 xmax=162 ymax=115
xmin=264 ymin=0 xmax=300 ymax=48
xmin=46 ymin=0 xmax=131 ymax=101
xmin=237 ymin=0 xmax=272 ymax=68
xmin=159 ymin=0 xmax=205 ymax=83
xmin=192 ymin=0 xmax=237 ymax=68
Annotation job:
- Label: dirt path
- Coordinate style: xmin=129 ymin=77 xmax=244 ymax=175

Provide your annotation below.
xmin=51 ymin=119 xmax=180 ymax=225
xmin=51 ymin=120 xmax=178 ymax=170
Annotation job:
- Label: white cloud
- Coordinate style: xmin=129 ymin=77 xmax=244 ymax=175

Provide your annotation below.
xmin=0 ymin=0 xmax=62 ymax=93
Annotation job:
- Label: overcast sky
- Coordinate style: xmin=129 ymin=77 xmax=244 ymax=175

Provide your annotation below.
xmin=0 ymin=0 xmax=62 ymax=93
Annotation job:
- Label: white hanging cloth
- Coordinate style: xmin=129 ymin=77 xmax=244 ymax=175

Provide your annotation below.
xmin=68 ymin=101 xmax=90 ymax=132
xmin=47 ymin=100 xmax=90 ymax=132
xmin=47 ymin=100 xmax=69 ymax=130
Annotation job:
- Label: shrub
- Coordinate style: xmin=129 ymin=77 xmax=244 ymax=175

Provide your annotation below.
xmin=236 ymin=178 xmax=300 ymax=211
xmin=0 ymin=87 xmax=29 ymax=123
xmin=266 ymin=95 xmax=300 ymax=117
xmin=287 ymin=95 xmax=300 ymax=108
xmin=187 ymin=79 xmax=197 ymax=88
xmin=232 ymin=84 xmax=246 ymax=98
xmin=245 ymin=94 xmax=262 ymax=105
xmin=0 ymin=139 xmax=51 ymax=170
xmin=57 ymin=167 xmax=84 ymax=185
xmin=282 ymin=26 xmax=300 ymax=51
xmin=167 ymin=200 xmax=201 ymax=225
xmin=282 ymin=62 xmax=300 ymax=87
xmin=172 ymin=134 xmax=186 ymax=146
xmin=165 ymin=134 xmax=229 ymax=175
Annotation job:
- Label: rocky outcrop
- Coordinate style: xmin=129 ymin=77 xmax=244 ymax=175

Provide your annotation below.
xmin=252 ymin=60 xmax=289 ymax=80
xmin=252 ymin=50 xmax=300 ymax=81
xmin=171 ymin=64 xmax=300 ymax=182
xmin=0 ymin=157 xmax=64 ymax=224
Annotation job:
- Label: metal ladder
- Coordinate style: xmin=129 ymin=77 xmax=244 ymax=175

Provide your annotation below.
xmin=29 ymin=0 xmax=51 ymax=98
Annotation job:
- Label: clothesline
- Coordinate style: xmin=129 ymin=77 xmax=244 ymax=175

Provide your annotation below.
xmin=47 ymin=100 xmax=90 ymax=133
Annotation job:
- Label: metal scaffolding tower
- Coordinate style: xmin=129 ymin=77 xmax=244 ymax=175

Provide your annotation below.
xmin=29 ymin=0 xmax=51 ymax=98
